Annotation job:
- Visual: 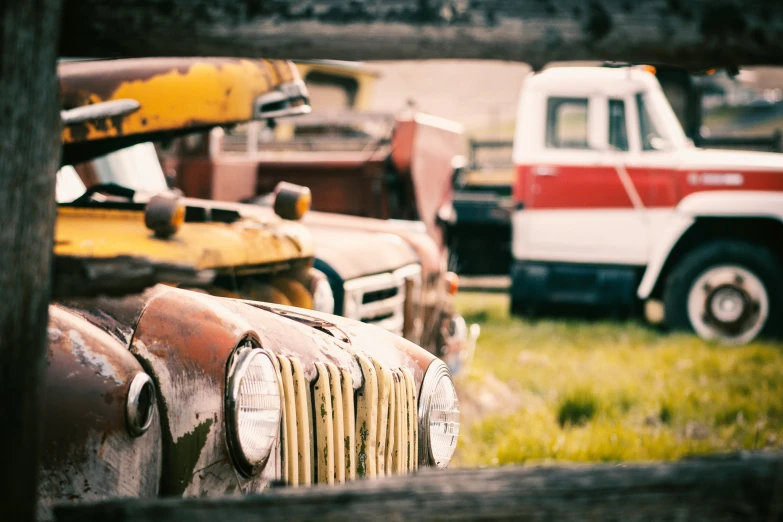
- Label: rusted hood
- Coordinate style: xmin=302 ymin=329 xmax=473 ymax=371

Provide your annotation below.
xmin=59 ymin=57 xmax=308 ymax=165
xmin=304 ymin=211 xmax=442 ymax=277
xmin=305 ymin=224 xmax=419 ymax=281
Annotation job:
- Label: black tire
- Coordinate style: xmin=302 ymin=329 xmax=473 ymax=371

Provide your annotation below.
xmin=663 ymin=240 xmax=783 ymax=343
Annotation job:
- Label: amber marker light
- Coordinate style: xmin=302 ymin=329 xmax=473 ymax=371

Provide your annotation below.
xmin=145 ymin=193 xmax=186 ymax=238
xmin=273 ymin=181 xmax=312 ymax=221
xmin=445 ymin=272 xmax=459 ymax=295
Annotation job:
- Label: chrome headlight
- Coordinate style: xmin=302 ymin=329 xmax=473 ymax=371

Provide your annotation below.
xmin=310 ymin=269 xmax=335 ymax=315
xmin=225 ymin=342 xmax=282 ymax=477
xmin=418 ymin=360 xmax=460 ymax=468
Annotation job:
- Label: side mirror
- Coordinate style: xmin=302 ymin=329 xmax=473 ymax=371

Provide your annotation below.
xmin=648 ymin=136 xmax=670 ymax=151
xmin=451 ymin=155 xmax=468 ymax=189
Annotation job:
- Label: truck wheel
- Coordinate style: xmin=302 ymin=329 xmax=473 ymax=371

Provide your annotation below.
xmin=663 ymin=240 xmax=782 ymax=344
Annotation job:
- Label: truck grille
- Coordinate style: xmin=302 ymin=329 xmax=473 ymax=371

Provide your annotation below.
xmin=343 ymin=264 xmax=421 ymax=338
xmin=272 ymin=353 xmax=418 ymax=486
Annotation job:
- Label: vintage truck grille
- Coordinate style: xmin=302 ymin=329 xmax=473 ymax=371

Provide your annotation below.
xmin=344 ymin=264 xmax=422 ymax=338
xmin=272 ymin=353 xmax=418 ymax=486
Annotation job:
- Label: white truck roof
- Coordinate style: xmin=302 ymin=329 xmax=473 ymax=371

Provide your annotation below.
xmin=525 ymin=66 xmax=661 ymax=95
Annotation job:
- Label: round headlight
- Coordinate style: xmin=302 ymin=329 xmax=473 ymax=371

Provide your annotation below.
xmin=309 ymin=269 xmax=335 ymax=315
xmin=225 ymin=343 xmax=282 ymax=477
xmin=418 ymin=360 xmax=460 ymax=469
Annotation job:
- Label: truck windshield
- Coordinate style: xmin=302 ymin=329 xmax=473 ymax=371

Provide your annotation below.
xmin=638 ymin=89 xmax=689 ymax=150
xmin=91 ymin=142 xmax=169 ymax=193
xmin=56 ymin=165 xmax=86 ymax=203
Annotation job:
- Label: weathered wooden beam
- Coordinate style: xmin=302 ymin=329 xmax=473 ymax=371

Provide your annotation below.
xmin=0 ymin=1 xmax=63 ymax=521
xmin=55 ymin=452 xmax=783 ymax=522
xmin=58 ymin=0 xmax=783 ymax=68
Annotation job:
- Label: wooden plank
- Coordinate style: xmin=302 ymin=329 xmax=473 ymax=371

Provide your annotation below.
xmin=0 ymin=1 xmax=63 ymax=521
xmin=59 ymin=0 xmax=783 ymax=68
xmin=55 ymin=452 xmax=783 ymax=521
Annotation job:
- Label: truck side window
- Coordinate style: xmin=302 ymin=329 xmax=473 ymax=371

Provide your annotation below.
xmin=545 ymin=98 xmax=590 ymax=149
xmin=636 ymin=93 xmax=664 ymax=151
xmin=608 ymin=99 xmax=629 ymax=151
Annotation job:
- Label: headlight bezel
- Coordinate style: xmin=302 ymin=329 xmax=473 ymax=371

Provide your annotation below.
xmin=417 ymin=359 xmax=460 ymax=469
xmin=225 ymin=340 xmax=282 ymax=477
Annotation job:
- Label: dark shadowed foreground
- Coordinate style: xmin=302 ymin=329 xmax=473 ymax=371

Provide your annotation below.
xmin=55 ymin=452 xmax=783 ymax=521
xmin=60 ymin=0 xmax=783 ymax=68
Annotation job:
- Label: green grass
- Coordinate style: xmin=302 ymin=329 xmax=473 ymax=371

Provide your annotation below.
xmin=452 ymin=292 xmax=783 ymax=467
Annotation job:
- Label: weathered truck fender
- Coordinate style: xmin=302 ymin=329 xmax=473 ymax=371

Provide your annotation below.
xmin=637 ymin=191 xmax=783 ymax=299
xmin=40 ymin=306 xmax=161 ymax=519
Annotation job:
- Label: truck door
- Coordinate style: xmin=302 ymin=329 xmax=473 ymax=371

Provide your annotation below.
xmin=522 ymin=93 xmax=650 ymax=266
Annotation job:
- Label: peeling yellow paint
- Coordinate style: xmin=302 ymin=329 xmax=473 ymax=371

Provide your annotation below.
xmin=55 ymin=207 xmax=312 ymax=271
xmin=62 ymin=58 xmax=300 ymax=143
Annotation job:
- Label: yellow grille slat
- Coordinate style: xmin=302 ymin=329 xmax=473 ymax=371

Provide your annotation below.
xmin=355 ymin=354 xmax=378 ymax=478
xmin=372 ymin=359 xmax=392 ymax=475
xmin=340 ymin=367 xmax=356 ymax=481
xmin=271 ymin=355 xmax=288 ymax=485
xmin=276 ymin=356 xmax=299 ymax=486
xmin=402 ymin=368 xmax=417 ymax=472
xmin=385 ymin=372 xmax=397 ymax=476
xmin=397 ymin=370 xmax=408 ymax=474
xmin=313 ymin=362 xmax=335 ymax=485
xmin=275 ymin=355 xmax=418 ymax=486
xmin=290 ymin=357 xmax=312 ymax=486
xmin=325 ymin=363 xmax=346 ymax=484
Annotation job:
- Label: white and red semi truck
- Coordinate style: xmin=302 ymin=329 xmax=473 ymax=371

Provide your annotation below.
xmin=510 ymin=65 xmax=783 ymax=344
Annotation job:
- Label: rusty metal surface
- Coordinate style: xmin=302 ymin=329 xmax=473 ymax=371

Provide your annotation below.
xmin=49 ymin=284 xmax=440 ymax=505
xmin=39 ymin=306 xmax=161 ymax=519
xmin=59 ymin=57 xmax=296 ymax=144
xmin=129 ymin=286 xmax=363 ymax=497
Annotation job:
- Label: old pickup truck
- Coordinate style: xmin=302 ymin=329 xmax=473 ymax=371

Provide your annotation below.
xmin=510 ymin=64 xmax=783 ymax=344
xmin=160 ymin=60 xmax=475 ymax=368
xmin=41 ymin=58 xmax=461 ymax=517
xmin=55 ymin=57 xmax=329 ymax=310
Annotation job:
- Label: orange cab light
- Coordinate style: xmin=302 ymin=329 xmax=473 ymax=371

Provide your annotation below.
xmin=445 ymin=272 xmax=459 ymax=295
xmin=639 ymin=65 xmax=657 ymax=75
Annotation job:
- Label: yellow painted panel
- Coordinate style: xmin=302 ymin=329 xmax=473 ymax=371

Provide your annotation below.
xmin=62 ymin=59 xmax=300 ymax=143
xmin=354 ymin=354 xmax=378 ymax=478
xmin=313 ymin=362 xmax=335 ymax=485
xmin=55 ymin=207 xmax=313 ymax=270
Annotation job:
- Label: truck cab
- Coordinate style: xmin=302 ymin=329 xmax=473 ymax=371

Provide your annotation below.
xmin=511 ymin=65 xmax=783 ymax=344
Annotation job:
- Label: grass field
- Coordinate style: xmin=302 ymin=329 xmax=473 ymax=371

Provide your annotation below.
xmin=452 ymin=292 xmax=783 ymax=467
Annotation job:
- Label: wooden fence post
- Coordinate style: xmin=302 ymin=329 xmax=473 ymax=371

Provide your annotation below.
xmin=0 ymin=1 xmax=63 ymax=521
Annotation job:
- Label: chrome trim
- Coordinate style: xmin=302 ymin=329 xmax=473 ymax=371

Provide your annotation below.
xmin=343 ymin=264 xmax=422 ymax=338
xmin=126 ymin=372 xmax=156 ymax=437
xmin=61 ymin=98 xmax=141 ymax=126
xmin=253 ymin=80 xmax=312 ymax=120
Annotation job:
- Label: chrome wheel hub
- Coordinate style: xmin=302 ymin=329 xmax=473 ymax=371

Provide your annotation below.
xmin=687 ymin=265 xmax=768 ymax=344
